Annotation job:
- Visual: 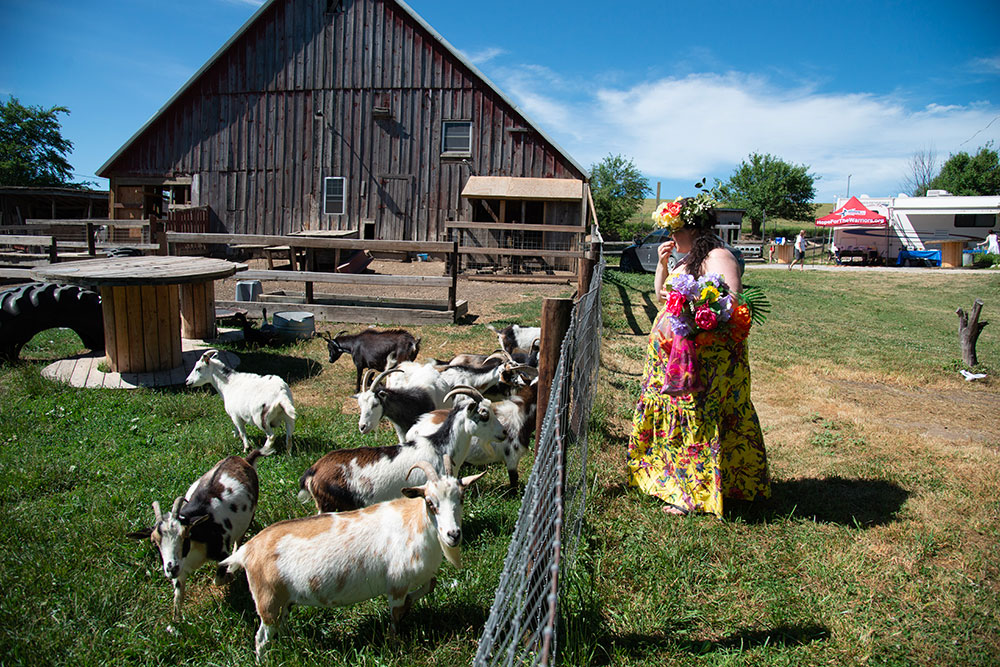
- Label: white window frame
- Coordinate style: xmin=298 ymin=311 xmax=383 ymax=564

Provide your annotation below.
xmin=441 ymin=120 xmax=472 ymax=157
xmin=323 ymin=176 xmax=346 ymax=215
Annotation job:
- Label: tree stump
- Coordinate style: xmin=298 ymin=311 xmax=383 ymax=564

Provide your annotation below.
xmin=956 ymin=299 xmax=988 ymax=366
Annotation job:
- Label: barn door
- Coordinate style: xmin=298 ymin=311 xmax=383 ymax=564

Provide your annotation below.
xmin=377 ymin=176 xmax=412 ymax=240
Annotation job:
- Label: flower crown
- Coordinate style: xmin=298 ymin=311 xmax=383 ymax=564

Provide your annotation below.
xmin=651 ymin=180 xmax=718 ymax=232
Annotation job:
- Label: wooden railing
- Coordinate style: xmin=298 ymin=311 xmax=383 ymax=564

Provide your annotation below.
xmin=162 ymin=232 xmax=464 ymax=324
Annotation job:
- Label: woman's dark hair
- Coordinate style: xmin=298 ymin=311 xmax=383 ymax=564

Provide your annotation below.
xmin=678 ymin=228 xmax=725 ymax=278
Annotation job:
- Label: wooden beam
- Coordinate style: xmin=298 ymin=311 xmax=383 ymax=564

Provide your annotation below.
xmin=217 ymin=299 xmax=462 ymax=325
xmin=0 ymin=235 xmax=55 ymax=246
xmin=535 ymin=298 xmax=574 ymax=439
xmin=164 ymin=232 xmax=453 ymax=253
xmin=25 ymin=219 xmax=148 ymax=228
xmin=457 ymin=247 xmax=585 ymax=258
xmin=444 ymin=221 xmax=587 ymax=233
xmin=239 ymin=269 xmax=451 ymax=286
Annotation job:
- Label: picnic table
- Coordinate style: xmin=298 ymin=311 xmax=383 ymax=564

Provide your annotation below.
xmin=265 ymin=229 xmax=359 ymax=270
xmin=31 ymin=256 xmax=242 ymax=373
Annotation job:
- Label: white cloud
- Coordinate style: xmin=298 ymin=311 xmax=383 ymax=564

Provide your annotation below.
xmin=462 ymin=47 xmax=506 ymax=66
xmin=969 ymin=56 xmax=1000 ymax=74
xmin=492 ymin=69 xmax=1000 ymax=200
xmin=219 ymin=0 xmax=264 ymax=7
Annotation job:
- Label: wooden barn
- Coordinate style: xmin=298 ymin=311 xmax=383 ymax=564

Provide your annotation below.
xmin=97 ymin=0 xmax=594 ymax=272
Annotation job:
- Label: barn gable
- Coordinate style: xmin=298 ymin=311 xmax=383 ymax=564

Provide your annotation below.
xmin=98 ymin=0 xmax=588 ymax=240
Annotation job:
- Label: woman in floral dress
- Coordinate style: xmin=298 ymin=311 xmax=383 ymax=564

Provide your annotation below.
xmin=627 ymin=195 xmax=770 ymax=517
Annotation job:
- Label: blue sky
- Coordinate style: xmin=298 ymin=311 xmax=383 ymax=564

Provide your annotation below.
xmin=1 ymin=0 xmax=998 ymax=202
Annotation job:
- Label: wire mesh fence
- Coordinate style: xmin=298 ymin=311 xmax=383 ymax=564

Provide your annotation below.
xmin=447 ymin=223 xmax=586 ymax=276
xmin=473 ymin=250 xmax=605 ymax=667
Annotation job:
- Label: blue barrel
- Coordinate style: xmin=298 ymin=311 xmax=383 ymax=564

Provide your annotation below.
xmin=271 ymin=311 xmax=315 ymax=340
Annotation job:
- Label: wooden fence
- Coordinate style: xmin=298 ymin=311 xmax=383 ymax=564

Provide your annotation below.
xmin=162 ymin=232 xmax=465 ymax=325
xmin=445 ymin=220 xmax=586 ymax=280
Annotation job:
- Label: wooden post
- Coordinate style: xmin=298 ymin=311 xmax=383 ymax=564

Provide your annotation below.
xmin=957 ymin=299 xmax=988 ymax=366
xmin=655 ymin=181 xmax=661 ymax=206
xmin=535 ymin=297 xmax=574 ymax=439
xmin=86 ymin=222 xmax=96 ymax=256
xmin=448 ymin=240 xmax=458 ymax=318
xmin=576 ymin=239 xmax=601 ymax=299
xmin=158 ymin=230 xmax=169 ymax=256
xmin=48 ymin=238 xmax=58 ymax=264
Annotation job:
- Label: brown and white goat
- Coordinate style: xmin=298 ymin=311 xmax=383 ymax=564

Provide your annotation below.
xmin=222 ymin=461 xmax=485 ymax=658
xmin=298 ymin=386 xmax=504 ymax=513
xmin=128 ymin=450 xmax=261 ymax=626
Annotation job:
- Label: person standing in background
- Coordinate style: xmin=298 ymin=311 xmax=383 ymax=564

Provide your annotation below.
xmin=788 ymin=230 xmax=807 ymax=270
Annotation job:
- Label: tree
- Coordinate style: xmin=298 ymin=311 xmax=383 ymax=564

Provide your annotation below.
xmin=928 ymin=143 xmax=1000 ymax=196
xmin=0 ymin=97 xmax=75 ymax=187
xmin=900 ymin=148 xmax=937 ymax=197
xmin=589 ymin=154 xmax=651 ymax=241
xmin=712 ymin=152 xmax=817 ymax=237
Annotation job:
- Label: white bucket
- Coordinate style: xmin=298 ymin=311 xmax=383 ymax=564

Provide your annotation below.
xmin=272 ymin=311 xmax=315 ymax=340
xmin=235 ymin=280 xmax=263 ymax=302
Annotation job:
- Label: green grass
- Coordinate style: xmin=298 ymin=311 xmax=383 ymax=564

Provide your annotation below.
xmin=3 ymin=270 xmax=1000 ymax=665
xmin=562 ymin=267 xmax=1000 ymax=666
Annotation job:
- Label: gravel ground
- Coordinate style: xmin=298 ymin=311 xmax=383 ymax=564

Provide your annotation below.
xmin=217 ymin=258 xmax=575 ymax=322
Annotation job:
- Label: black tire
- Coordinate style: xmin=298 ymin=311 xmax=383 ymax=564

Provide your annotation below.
xmin=0 ymin=282 xmax=104 ymax=361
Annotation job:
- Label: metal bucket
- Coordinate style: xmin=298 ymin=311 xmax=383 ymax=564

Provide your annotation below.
xmin=962 ymin=251 xmax=974 ymax=267
xmin=235 ymin=280 xmax=263 ymax=302
xmin=271 ymin=311 xmax=315 ymax=340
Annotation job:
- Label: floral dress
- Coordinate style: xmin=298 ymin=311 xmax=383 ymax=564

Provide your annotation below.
xmin=627 ymin=290 xmax=770 ymax=517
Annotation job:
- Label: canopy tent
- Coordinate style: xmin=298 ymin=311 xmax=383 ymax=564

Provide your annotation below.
xmin=815 ymin=197 xmax=890 ymax=265
xmin=815 ymin=197 xmax=888 ymax=227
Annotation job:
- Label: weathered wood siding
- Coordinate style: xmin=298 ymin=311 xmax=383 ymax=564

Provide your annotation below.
xmin=102 ymin=0 xmax=585 ymax=239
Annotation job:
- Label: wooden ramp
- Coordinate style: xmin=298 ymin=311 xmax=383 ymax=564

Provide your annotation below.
xmin=41 ymin=339 xmax=239 ymax=390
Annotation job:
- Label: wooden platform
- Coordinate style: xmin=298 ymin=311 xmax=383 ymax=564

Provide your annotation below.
xmin=40 ymin=338 xmax=240 ymax=390
xmin=219 ymin=292 xmax=467 ymax=325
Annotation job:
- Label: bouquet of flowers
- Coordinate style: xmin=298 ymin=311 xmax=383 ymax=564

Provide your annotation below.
xmin=654 ymin=273 xmax=768 ymax=396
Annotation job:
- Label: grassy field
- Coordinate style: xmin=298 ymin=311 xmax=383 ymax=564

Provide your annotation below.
xmin=571 ymin=267 xmax=1000 ymax=666
xmin=2 ymin=268 xmax=999 ymax=665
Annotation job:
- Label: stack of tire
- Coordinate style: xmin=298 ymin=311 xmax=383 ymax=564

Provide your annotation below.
xmin=0 ymin=283 xmax=104 ymax=361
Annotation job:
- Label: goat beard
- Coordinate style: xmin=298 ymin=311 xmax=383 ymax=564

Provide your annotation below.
xmin=440 ymin=540 xmax=462 ymax=568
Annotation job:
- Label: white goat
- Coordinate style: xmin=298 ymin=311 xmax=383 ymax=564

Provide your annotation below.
xmin=222 ymin=461 xmax=485 ymax=658
xmin=298 ymin=386 xmax=504 ymax=513
xmin=128 ymin=449 xmax=261 ymax=626
xmin=185 ymin=349 xmax=296 ymax=454
xmin=355 ymin=367 xmax=437 ymax=444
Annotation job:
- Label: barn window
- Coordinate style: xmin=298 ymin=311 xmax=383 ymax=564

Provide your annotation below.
xmin=323 ymin=177 xmax=346 ymax=215
xmin=442 ymin=121 xmax=472 ymax=156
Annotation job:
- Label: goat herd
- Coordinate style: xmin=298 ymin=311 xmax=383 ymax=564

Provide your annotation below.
xmin=128 ymin=323 xmax=542 ymax=658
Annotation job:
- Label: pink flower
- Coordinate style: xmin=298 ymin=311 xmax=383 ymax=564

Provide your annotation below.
xmin=694 ymin=306 xmax=718 ymax=330
xmin=665 ymin=291 xmax=686 ymax=316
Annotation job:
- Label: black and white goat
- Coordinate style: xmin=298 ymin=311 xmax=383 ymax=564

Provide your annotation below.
xmin=321 ymin=328 xmax=420 ymax=391
xmin=185 ymin=349 xmax=296 ymax=454
xmin=354 ymin=367 xmax=436 ymax=443
xmin=128 ymin=450 xmax=261 ymax=626
xmin=298 ymin=386 xmax=505 ymax=513
xmin=486 ymin=323 xmax=541 ymax=357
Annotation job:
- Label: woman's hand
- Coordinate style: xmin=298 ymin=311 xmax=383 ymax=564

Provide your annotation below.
xmin=658 ymin=240 xmax=676 ymax=266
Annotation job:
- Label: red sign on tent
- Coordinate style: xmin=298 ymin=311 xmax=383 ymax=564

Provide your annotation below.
xmin=815 ymin=197 xmax=888 ymax=227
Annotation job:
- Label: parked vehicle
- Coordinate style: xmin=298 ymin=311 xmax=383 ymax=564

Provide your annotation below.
xmin=619 ymin=229 xmax=746 ymax=275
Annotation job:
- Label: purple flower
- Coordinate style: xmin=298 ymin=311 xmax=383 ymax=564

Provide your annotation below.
xmin=700 ymin=273 xmax=723 ymax=288
xmin=670 ymin=273 xmax=699 ymax=300
xmin=716 ymin=294 xmax=734 ymax=322
xmin=668 ymin=315 xmax=693 ymax=337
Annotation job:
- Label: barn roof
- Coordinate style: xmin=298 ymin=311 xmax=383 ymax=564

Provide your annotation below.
xmin=98 ymin=0 xmax=588 ymax=179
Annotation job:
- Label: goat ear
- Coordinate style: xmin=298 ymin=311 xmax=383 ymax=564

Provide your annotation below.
xmin=126 ymin=527 xmax=153 ymax=540
xmin=186 ymin=514 xmax=210 ymax=527
xmin=401 ymin=486 xmax=426 ymax=499
xmin=460 ymin=471 xmax=488 ymax=488
xmin=376 ymin=389 xmax=388 ymax=399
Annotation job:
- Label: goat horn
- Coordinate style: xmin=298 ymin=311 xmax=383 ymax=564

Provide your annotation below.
xmin=335 ymin=330 xmax=346 ymax=338
xmin=171 ymin=496 xmax=185 ymax=515
xmin=361 ymin=368 xmax=378 ymax=392
xmin=152 ymin=501 xmax=162 ymax=522
xmin=531 ymin=338 xmax=540 ymax=349
xmin=444 ymin=385 xmax=484 ymax=405
xmin=369 ymin=367 xmax=404 ymax=391
xmin=406 ymin=461 xmax=439 ymax=484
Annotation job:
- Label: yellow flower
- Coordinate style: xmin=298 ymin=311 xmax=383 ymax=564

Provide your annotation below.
xmin=651 ymin=197 xmax=685 ymax=231
xmin=700 ymin=285 xmax=720 ymax=303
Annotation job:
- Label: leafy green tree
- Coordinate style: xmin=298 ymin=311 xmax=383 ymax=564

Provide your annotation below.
xmin=928 ymin=143 xmax=1000 ymax=196
xmin=590 ymin=154 xmax=651 ymax=241
xmin=0 ymin=97 xmax=75 ymax=187
xmin=712 ymin=152 xmax=817 ymax=237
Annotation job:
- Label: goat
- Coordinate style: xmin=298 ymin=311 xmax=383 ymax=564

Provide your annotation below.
xmin=127 ymin=449 xmax=261 ymax=626
xmin=410 ymin=378 xmax=538 ymax=487
xmin=486 ymin=323 xmax=541 ymax=356
xmin=222 ymin=461 xmax=485 ymax=658
xmin=321 ymin=328 xmax=420 ymax=391
xmin=233 ymin=309 xmax=281 ymax=347
xmin=298 ymin=386 xmax=504 ymax=513
xmin=355 ymin=367 xmax=436 ymax=443
xmin=185 ymin=349 xmax=296 ymax=454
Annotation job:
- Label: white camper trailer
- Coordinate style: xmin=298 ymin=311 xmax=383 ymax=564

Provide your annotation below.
xmin=832 ymin=192 xmax=999 ymax=265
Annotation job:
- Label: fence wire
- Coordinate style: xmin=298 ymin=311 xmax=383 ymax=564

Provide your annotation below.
xmin=474 ymin=250 xmax=605 ymax=667
xmin=451 ymin=226 xmax=583 ymax=276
